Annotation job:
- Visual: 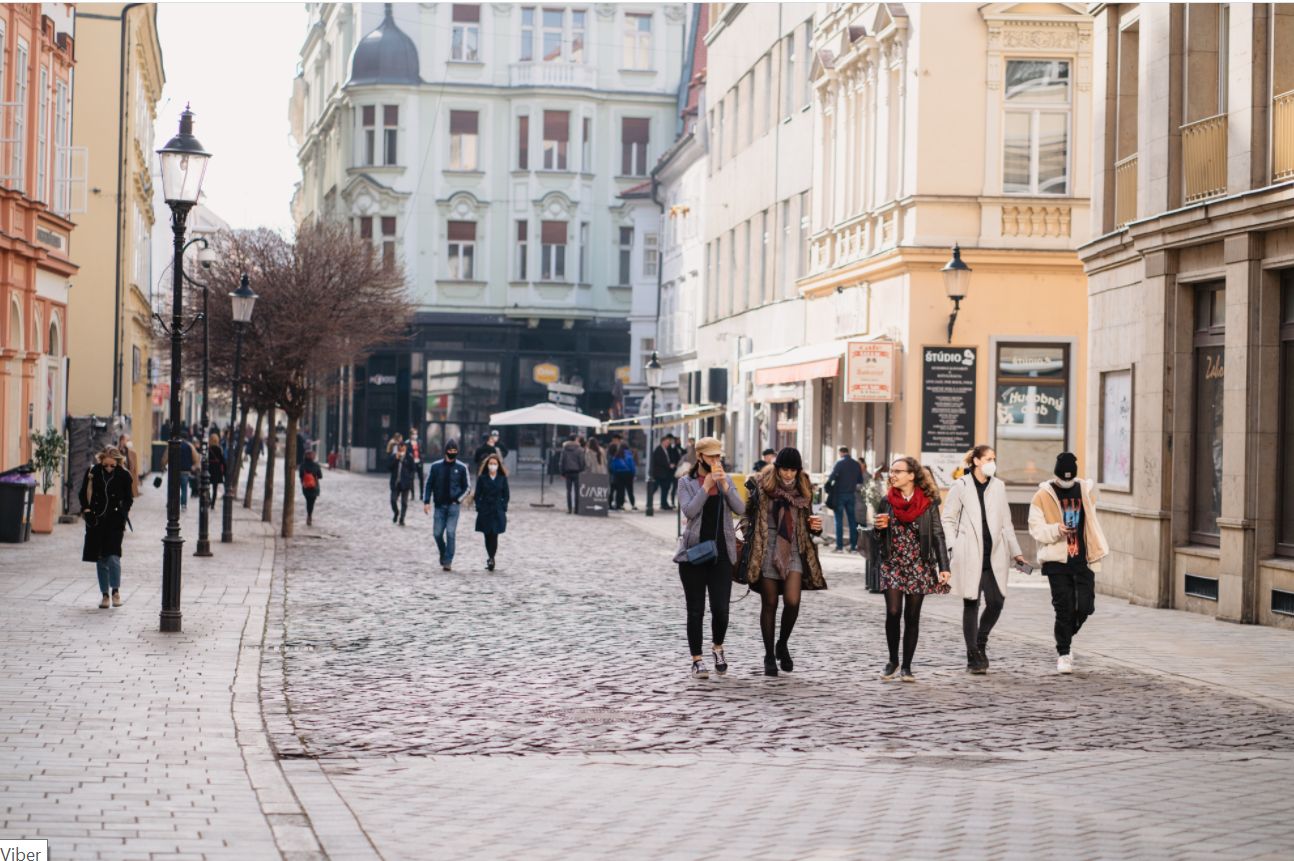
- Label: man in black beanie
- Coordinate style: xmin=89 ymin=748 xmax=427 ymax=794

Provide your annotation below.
xmin=1027 ymin=451 xmax=1110 ymax=674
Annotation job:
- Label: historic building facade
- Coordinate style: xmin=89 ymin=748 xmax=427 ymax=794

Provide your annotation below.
xmin=1080 ymin=3 xmax=1294 ymax=628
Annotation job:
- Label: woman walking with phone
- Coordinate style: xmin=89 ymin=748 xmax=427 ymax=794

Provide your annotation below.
xmin=673 ymin=437 xmax=744 ymax=678
xmin=942 ymin=445 xmax=1027 ymax=674
xmin=869 ymin=456 xmax=950 ymax=681
xmin=736 ymin=447 xmax=825 ymax=677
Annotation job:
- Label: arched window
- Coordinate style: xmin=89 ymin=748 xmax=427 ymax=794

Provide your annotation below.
xmin=8 ymin=299 xmax=21 ymax=351
xmin=48 ymin=316 xmax=60 ymax=356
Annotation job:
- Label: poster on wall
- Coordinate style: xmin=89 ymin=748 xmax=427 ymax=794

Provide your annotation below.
xmin=1100 ymin=368 xmax=1133 ymax=490
xmin=844 ymin=341 xmax=898 ymax=402
xmin=920 ymin=346 xmax=977 ymax=484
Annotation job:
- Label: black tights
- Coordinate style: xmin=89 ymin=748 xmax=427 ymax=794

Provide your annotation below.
xmin=759 ymin=572 xmax=802 ymax=656
xmin=885 ymin=589 xmax=925 ymax=670
xmin=483 ymin=532 xmax=498 ymax=559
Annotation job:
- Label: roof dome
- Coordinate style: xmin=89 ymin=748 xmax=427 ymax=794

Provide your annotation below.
xmin=349 ymin=4 xmax=420 ymax=87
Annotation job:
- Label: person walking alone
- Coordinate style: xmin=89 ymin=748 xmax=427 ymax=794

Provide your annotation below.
xmin=423 ymin=439 xmax=471 ymax=571
xmin=651 ymin=433 xmax=676 ymax=511
xmin=1028 ymin=452 xmax=1109 ymax=674
xmin=942 ymin=445 xmax=1026 ymax=674
xmin=674 ymin=437 xmax=745 ymax=678
xmin=474 ymin=453 xmax=509 ymax=571
xmin=206 ymin=431 xmax=226 ymax=509
xmin=823 ymin=446 xmax=865 ymax=552
xmin=299 ymin=450 xmax=323 ymax=525
xmin=736 ymin=447 xmax=826 ymax=677
xmin=79 ymin=447 xmax=134 ymax=609
xmin=869 ymin=456 xmax=950 ymax=682
xmin=389 ymin=442 xmax=416 ymax=525
xmin=559 ymin=434 xmax=586 ymax=514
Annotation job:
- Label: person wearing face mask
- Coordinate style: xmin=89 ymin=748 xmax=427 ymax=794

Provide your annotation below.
xmin=423 ymin=439 xmax=472 ymax=571
xmin=1028 ymin=452 xmax=1109 ymax=674
xmin=474 ymin=454 xmax=510 ymax=571
xmin=407 ymin=428 xmax=425 ymax=499
xmin=942 ymin=445 xmax=1026 ymax=674
xmin=736 ymin=447 xmax=826 ymax=678
xmin=79 ymin=447 xmax=134 ymax=609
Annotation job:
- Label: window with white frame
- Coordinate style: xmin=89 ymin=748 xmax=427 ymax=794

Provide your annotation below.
xmin=382 ymin=216 xmax=397 ymax=269
xmin=623 ymin=13 xmax=652 ymax=69
xmin=542 ymin=110 xmax=569 ymax=170
xmin=520 ymin=7 xmax=587 ymax=63
xmin=571 ymin=10 xmax=586 ymax=63
xmin=541 ymin=220 xmax=566 ymax=280
xmin=451 ymin=5 xmax=480 ymax=61
xmin=358 ymin=215 xmax=373 ymax=241
xmin=542 ymin=8 xmax=563 ymax=62
xmin=618 ymin=226 xmax=633 ymax=285
xmin=643 ymin=232 xmax=658 ymax=278
xmin=1003 ymin=59 xmax=1071 ymax=195
xmin=783 ymin=32 xmax=795 ymax=118
xmin=517 ymin=114 xmax=529 ymax=169
xmin=520 ymin=7 xmax=535 ymax=61
xmin=53 ymin=79 xmax=69 ymax=214
xmin=383 ymin=105 xmax=399 ymax=165
xmin=36 ymin=66 xmax=48 ymax=201
xmin=801 ymin=20 xmax=813 ymax=107
xmin=579 ymin=221 xmax=589 ymax=282
xmin=14 ymin=40 xmax=28 ymax=191
xmin=514 ymin=220 xmax=528 ymax=280
xmin=620 ymin=117 xmax=649 ymax=176
xmin=448 ymin=220 xmax=475 ymax=279
xmin=581 ymin=116 xmax=592 ymax=171
xmin=449 ymin=110 xmax=479 ymax=170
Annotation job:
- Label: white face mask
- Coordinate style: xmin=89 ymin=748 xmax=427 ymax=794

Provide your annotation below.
xmin=980 ymin=461 xmax=997 ymax=478
xmin=1054 ymin=477 xmax=1076 ymax=489
xmin=488 ymin=464 xmax=499 ymax=476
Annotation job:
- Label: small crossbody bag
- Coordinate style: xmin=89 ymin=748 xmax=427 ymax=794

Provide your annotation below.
xmin=685 ymin=492 xmax=724 ymax=565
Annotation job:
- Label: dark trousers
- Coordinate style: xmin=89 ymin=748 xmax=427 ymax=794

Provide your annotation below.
xmin=963 ymin=564 xmax=1006 ymax=653
xmin=390 ymin=488 xmax=411 ymax=522
xmin=415 ymin=463 xmax=425 ymax=498
xmin=612 ymin=473 xmax=634 ymax=509
xmin=655 ymin=476 xmax=674 ymax=509
xmin=564 ymin=472 xmax=580 ymax=513
xmin=1046 ymin=565 xmax=1095 ymax=655
xmin=303 ymin=489 xmax=318 ymax=518
xmin=678 ymin=560 xmax=732 ymax=657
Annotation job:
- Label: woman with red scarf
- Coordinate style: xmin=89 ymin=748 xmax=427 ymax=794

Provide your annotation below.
xmin=869 ymin=455 xmax=951 ymax=682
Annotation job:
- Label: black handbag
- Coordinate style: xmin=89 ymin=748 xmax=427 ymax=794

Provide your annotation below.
xmin=685 ymin=492 xmax=723 ymax=565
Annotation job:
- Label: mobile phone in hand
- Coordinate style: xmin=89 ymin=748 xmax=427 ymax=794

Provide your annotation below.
xmin=1014 ymin=560 xmax=1034 ymax=575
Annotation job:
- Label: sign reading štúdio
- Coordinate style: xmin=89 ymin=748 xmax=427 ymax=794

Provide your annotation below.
xmin=845 ymin=341 xmax=898 ymax=402
xmin=921 ymin=346 xmax=977 ymax=483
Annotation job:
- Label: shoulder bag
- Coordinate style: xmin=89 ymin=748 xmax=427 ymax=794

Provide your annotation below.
xmin=685 ymin=492 xmax=723 ymax=565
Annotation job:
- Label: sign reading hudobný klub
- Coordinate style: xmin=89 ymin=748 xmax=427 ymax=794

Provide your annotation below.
xmin=920 ymin=346 xmax=977 ymax=484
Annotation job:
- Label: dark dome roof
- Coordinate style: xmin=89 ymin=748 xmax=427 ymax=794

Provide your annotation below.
xmin=349 ymin=4 xmax=420 ymax=87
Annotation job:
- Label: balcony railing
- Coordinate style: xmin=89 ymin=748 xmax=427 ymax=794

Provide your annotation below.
xmin=509 ymin=62 xmax=597 ymax=89
xmin=1114 ymin=153 xmax=1137 ymax=227
xmin=1274 ymin=89 xmax=1294 ymax=182
xmin=1182 ymin=113 xmax=1228 ymax=202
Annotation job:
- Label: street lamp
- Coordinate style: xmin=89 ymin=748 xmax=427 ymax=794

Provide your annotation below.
xmin=221 ymin=273 xmax=257 ymax=544
xmin=184 ymin=238 xmax=216 ymax=558
xmin=941 ymin=243 xmax=972 ymax=344
xmin=644 ymin=351 xmax=662 ymax=518
xmin=156 ymin=104 xmax=211 ymax=634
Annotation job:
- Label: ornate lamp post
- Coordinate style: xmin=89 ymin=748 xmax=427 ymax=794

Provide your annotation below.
xmin=941 ymin=244 xmax=972 ymax=344
xmin=188 ymin=240 xmax=216 ymax=557
xmin=644 ymin=351 xmax=662 ymax=518
xmin=221 ymin=273 xmax=258 ymax=544
xmin=155 ymin=104 xmax=212 ymax=633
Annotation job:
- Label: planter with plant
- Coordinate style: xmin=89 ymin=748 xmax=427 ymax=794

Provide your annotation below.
xmin=30 ymin=427 xmax=66 ymax=534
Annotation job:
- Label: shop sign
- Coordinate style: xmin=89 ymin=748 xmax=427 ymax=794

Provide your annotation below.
xmin=577 ymin=473 xmax=610 ymax=517
xmin=533 ymin=363 xmax=561 ymax=385
xmin=844 ymin=341 xmax=898 ymax=402
xmin=920 ymin=346 xmax=976 ymax=479
xmin=368 ymin=374 xmax=397 ymax=386
xmin=614 ymin=366 xmax=631 ymax=385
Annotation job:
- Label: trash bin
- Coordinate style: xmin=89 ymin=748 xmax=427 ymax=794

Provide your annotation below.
xmin=0 ymin=471 xmax=36 ymax=543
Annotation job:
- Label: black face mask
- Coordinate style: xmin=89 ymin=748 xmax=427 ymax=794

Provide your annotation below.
xmin=445 ymin=451 xmax=458 ymax=461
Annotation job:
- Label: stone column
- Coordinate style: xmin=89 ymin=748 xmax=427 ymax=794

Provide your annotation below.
xmin=1226 ymin=3 xmax=1270 ymax=195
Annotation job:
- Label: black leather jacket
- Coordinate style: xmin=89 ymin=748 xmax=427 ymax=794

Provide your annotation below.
xmin=867 ymin=497 xmax=951 ymax=571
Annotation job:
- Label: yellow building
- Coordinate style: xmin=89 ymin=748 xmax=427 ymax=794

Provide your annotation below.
xmin=67 ymin=4 xmax=163 ymax=440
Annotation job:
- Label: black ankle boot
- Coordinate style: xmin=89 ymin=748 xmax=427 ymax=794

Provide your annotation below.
xmin=763 ymin=654 xmax=779 ymax=677
xmin=977 ymin=644 xmax=990 ymax=673
xmin=776 ymin=640 xmax=794 ymax=673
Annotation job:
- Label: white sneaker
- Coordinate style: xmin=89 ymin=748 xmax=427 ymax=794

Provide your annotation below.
xmin=1057 ymin=654 xmax=1074 ymax=674
xmin=691 ymin=659 xmax=710 ymax=679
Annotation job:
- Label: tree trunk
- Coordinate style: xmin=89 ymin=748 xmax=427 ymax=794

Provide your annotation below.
xmin=243 ymin=410 xmax=264 ymax=509
xmin=262 ymin=406 xmax=277 ymax=523
xmin=226 ymin=402 xmax=250 ymax=501
xmin=281 ymin=412 xmax=299 ymax=538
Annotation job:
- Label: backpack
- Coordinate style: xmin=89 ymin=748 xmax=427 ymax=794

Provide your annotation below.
xmin=302 ymin=470 xmax=318 ymax=491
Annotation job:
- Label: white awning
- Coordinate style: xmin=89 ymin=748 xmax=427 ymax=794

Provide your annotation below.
xmin=489 ymin=402 xmax=601 ymax=428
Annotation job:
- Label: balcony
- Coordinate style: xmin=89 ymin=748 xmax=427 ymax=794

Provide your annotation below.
xmin=1274 ymin=89 xmax=1294 ymax=182
xmin=1114 ymin=154 xmax=1137 ymax=227
xmin=509 ymin=62 xmax=597 ymax=89
xmin=1182 ymin=113 xmax=1227 ymax=203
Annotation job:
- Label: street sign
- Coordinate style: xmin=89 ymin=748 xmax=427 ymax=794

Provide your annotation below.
xmin=548 ymin=391 xmax=578 ymax=407
xmin=546 ymin=381 xmax=585 ymax=395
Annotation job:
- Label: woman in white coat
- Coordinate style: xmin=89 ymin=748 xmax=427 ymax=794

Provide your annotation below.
xmin=941 ymin=445 xmax=1027 ymax=674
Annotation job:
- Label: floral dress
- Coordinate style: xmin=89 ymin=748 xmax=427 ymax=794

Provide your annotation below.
xmin=879 ymin=518 xmax=950 ymax=595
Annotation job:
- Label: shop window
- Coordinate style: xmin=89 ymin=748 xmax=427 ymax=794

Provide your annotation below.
xmin=1191 ymin=283 xmax=1226 ymax=545
xmin=994 ymin=342 xmax=1070 ymax=485
xmin=1278 ymin=272 xmax=1294 ymax=556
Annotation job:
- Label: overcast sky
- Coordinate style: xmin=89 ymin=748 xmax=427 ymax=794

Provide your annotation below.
xmin=155 ymin=3 xmax=306 ymax=234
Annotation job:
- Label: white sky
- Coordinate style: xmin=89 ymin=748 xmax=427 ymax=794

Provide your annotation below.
xmin=155 ymin=2 xmax=307 ymax=234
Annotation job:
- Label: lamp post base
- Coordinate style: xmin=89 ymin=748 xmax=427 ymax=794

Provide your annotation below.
xmin=194 ymin=540 xmax=212 ymax=557
xmin=159 ymin=610 xmax=182 ymax=633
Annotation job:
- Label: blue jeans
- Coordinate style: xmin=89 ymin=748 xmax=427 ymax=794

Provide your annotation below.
xmin=179 ymin=471 xmax=192 ymax=507
xmin=96 ymin=556 xmax=121 ymax=594
xmin=833 ymin=494 xmax=858 ymax=550
xmin=433 ymin=504 xmax=460 ymax=564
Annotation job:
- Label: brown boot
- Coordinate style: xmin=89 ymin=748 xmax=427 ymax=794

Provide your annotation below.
xmin=112 ymin=590 xmax=123 ymax=607
xmin=98 ymin=594 xmax=110 ymax=609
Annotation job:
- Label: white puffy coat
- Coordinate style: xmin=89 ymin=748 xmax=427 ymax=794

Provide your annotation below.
xmin=941 ymin=473 xmax=1022 ymax=600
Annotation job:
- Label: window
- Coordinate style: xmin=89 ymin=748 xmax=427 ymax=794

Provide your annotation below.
xmin=994 ymin=343 xmax=1071 ymax=485
xmin=383 ymin=105 xmax=399 ymax=165
xmin=643 ymin=232 xmax=658 ymax=278
xmin=783 ymin=32 xmax=796 ymax=118
xmin=13 ymin=40 xmax=27 ymax=190
xmin=359 ymin=104 xmax=399 ymax=166
xmin=1184 ymin=3 xmax=1228 ymax=124
xmin=571 ymin=10 xmax=586 ymax=63
xmin=542 ymin=110 xmax=568 ymax=170
xmin=1278 ymin=273 xmax=1294 ymax=555
xmin=581 ymin=117 xmax=592 ymax=171
xmin=542 ymin=8 xmax=563 ymax=62
xmin=621 ymin=117 xmax=649 ymax=175
xmin=381 ymin=216 xmax=397 ymax=270
xmin=1192 ymin=282 xmax=1226 ymax=545
xmin=36 ymin=66 xmax=48 ymax=201
xmin=801 ymin=20 xmax=813 ymax=107
xmin=132 ymin=346 xmax=141 ymax=385
xmin=618 ymin=226 xmax=633 ymax=285
xmin=578 ymin=221 xmax=589 ymax=282
xmin=743 ymin=71 xmax=754 ymax=146
xmin=1003 ymin=59 xmax=1070 ymax=195
xmin=361 ymin=105 xmax=376 ymax=165
xmin=517 ymin=115 xmax=529 ymax=169
xmin=520 ymin=7 xmax=535 ymax=61
xmin=624 ymin=13 xmax=652 ymax=69
xmin=358 ymin=216 xmax=373 ymax=239
xmin=515 ymin=220 xmax=528 ymax=280
xmin=449 ymin=110 xmax=479 ymax=170
xmin=520 ymin=7 xmax=587 ymax=63
xmin=448 ymin=221 xmax=475 ymax=279
xmin=52 ymin=79 xmax=69 ymax=214
xmin=797 ymin=190 xmax=810 ymax=278
xmin=541 ymin=220 xmax=566 ymax=280
xmin=451 ymin=5 xmax=481 ymax=61
xmin=714 ymin=101 xmax=724 ymax=169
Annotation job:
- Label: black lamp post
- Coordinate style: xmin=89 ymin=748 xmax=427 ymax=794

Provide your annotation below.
xmin=941 ymin=244 xmax=972 ymax=344
xmin=221 ymin=273 xmax=258 ymax=544
xmin=644 ymin=351 xmax=662 ymax=518
xmin=186 ymin=239 xmax=216 ymax=558
xmin=156 ymin=104 xmax=212 ymax=634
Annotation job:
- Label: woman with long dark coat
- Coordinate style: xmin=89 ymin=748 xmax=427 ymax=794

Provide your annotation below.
xmin=474 ymin=453 xmax=510 ymax=571
xmin=79 ymin=447 xmax=134 ymax=609
xmin=206 ymin=431 xmax=226 ymax=509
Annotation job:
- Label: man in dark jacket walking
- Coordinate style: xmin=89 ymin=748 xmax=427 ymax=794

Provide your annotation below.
xmin=422 ymin=439 xmax=471 ymax=571
xmin=558 ymin=434 xmax=586 ymax=514
xmin=824 ymin=446 xmax=865 ymax=551
xmin=650 ymin=433 xmax=676 ymax=511
xmin=389 ymin=443 xmax=416 ymax=525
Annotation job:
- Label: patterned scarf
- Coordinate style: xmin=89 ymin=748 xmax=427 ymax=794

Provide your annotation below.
xmin=768 ymin=480 xmax=810 ymax=578
xmin=887 ymin=485 xmax=931 ymax=524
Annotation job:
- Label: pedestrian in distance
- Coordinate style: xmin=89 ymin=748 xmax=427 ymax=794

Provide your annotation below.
xmin=666 ymin=436 xmax=684 ymax=507
xmin=299 ymin=450 xmax=323 ymax=525
xmin=749 ymin=448 xmax=776 ymax=475
xmin=651 ymin=433 xmax=677 ymax=511
xmin=423 ymin=439 xmax=471 ymax=571
xmin=869 ymin=456 xmax=951 ymax=682
xmin=475 ymin=453 xmax=510 ymax=571
xmin=79 ymin=447 xmax=134 ymax=609
xmin=207 ymin=431 xmax=226 ymax=509
xmin=585 ymin=437 xmax=607 ymax=474
xmin=161 ymin=431 xmax=200 ymax=513
xmin=384 ymin=432 xmax=403 ymax=457
xmin=474 ymin=428 xmax=508 ymax=466
xmin=736 ymin=447 xmax=826 ymax=678
xmin=674 ymin=437 xmax=745 ymax=678
xmin=609 ymin=443 xmax=638 ymax=511
xmin=942 ymin=445 xmax=1027 ymax=675
xmin=824 ymin=446 xmax=865 ymax=553
xmin=407 ymin=427 xmax=425 ymax=498
xmin=1028 ymin=452 xmax=1109 ymax=674
xmin=389 ymin=442 xmax=416 ymax=525
xmin=559 ymin=433 xmax=586 ymax=514
xmin=116 ymin=433 xmax=142 ymax=497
